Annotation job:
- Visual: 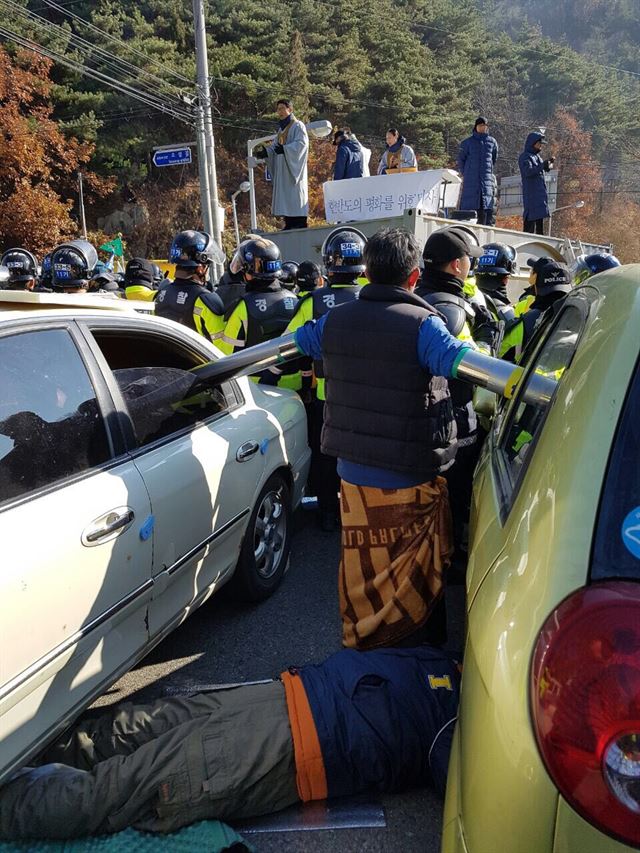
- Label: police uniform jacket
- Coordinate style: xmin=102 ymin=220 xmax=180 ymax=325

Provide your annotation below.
xmin=155 ymin=278 xmax=225 ymax=339
xmin=416 ymin=270 xmax=478 ymax=444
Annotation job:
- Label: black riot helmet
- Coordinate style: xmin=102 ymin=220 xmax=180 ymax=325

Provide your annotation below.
xmin=151 ymin=263 xmax=165 ymax=285
xmin=321 ymin=227 xmax=367 ymax=275
xmin=237 ymin=238 xmax=282 ymax=280
xmin=88 ymin=269 xmax=121 ymax=293
xmin=51 ymin=244 xmax=93 ymax=290
xmin=476 ymin=243 xmax=518 ymax=277
xmin=571 ymin=252 xmax=621 ymax=286
xmin=169 ymin=230 xmax=224 ymax=270
xmin=0 ymin=248 xmax=38 ymax=285
xmin=280 ymin=261 xmax=299 ymax=290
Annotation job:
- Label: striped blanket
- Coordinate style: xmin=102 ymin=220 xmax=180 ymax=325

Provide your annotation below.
xmin=338 ymin=477 xmax=453 ymax=649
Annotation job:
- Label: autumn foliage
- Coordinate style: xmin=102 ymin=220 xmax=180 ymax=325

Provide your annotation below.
xmin=0 ymin=46 xmax=113 ymax=256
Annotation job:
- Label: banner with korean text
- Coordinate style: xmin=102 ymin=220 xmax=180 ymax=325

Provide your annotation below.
xmin=323 ymin=169 xmax=461 ymax=224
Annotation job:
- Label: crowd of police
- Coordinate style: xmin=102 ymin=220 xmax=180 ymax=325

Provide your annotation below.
xmin=0 ymin=229 xmax=621 ymax=543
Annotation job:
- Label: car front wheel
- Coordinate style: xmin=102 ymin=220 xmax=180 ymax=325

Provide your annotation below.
xmin=233 ymin=472 xmax=292 ymax=601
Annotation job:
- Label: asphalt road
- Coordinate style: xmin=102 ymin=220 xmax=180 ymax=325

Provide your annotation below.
xmin=97 ymin=506 xmax=465 ymax=853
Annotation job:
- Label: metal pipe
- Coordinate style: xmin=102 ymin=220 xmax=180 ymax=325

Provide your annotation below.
xmin=192 ymin=334 xmax=300 ymax=385
xmin=455 ymin=349 xmax=557 ymax=408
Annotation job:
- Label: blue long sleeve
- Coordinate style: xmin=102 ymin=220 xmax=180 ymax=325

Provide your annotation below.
xmin=294 ymin=313 xmax=327 ymax=360
xmin=416 ymin=315 xmax=471 ymax=377
xmin=294 ymin=312 xmax=469 ymax=378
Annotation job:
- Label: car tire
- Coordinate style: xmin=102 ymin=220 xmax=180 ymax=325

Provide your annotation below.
xmin=232 ymin=472 xmax=292 ymax=602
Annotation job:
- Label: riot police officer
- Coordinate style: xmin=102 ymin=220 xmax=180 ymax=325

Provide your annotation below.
xmin=571 ymin=252 xmax=621 ymax=285
xmin=124 ymin=258 xmax=158 ymax=301
xmin=417 ymin=228 xmax=492 ymax=555
xmin=88 ymin=269 xmax=122 ymax=296
xmin=499 ymin=257 xmax=572 ymax=361
xmin=474 ymin=242 xmax=519 ymax=322
xmin=0 ymin=248 xmax=39 ymax=291
xmin=296 ymin=260 xmax=323 ymax=297
xmin=220 ymin=239 xmax=298 ymax=382
xmin=285 ymin=228 xmax=366 ymax=531
xmin=50 ymin=241 xmax=98 ymax=293
xmin=39 ymin=252 xmax=53 ymax=291
xmin=280 ymin=261 xmax=299 ymax=292
xmin=155 ymin=230 xmax=225 ymax=343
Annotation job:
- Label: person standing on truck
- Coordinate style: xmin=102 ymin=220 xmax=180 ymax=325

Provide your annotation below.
xmin=255 ymin=99 xmax=309 ymax=231
xmin=456 ymin=117 xmax=499 ymax=226
xmin=377 ymin=128 xmax=417 ymax=174
xmin=332 ymin=129 xmax=365 ymax=180
xmin=519 ymin=131 xmax=555 ymax=235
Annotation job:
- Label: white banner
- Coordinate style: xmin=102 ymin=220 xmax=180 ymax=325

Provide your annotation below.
xmin=323 ymin=169 xmax=461 ymax=224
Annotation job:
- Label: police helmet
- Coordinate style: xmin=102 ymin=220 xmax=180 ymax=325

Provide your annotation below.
xmin=88 ymin=270 xmax=120 ymax=293
xmin=169 ymin=230 xmax=225 ymax=270
xmin=229 ymin=234 xmax=263 ymax=275
xmin=297 ymin=260 xmax=322 ymax=292
xmin=0 ymin=248 xmax=38 ymax=283
xmin=152 ymin=263 xmax=164 ymax=285
xmin=51 ymin=243 xmax=95 ymax=290
xmin=476 ymin=243 xmax=518 ymax=277
xmin=237 ymin=238 xmax=282 ymax=280
xmin=321 ymin=227 xmax=367 ymax=275
xmin=571 ymin=253 xmax=621 ymax=286
xmin=280 ymin=261 xmax=299 ymax=287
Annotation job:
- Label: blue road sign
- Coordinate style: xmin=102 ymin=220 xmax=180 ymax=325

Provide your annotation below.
xmin=152 ymin=147 xmax=192 ymax=167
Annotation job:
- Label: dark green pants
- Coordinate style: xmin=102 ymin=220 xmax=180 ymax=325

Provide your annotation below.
xmin=0 ymin=681 xmax=299 ymax=839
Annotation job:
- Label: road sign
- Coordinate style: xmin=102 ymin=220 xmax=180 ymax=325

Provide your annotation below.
xmin=152 ymin=147 xmax=192 ymax=167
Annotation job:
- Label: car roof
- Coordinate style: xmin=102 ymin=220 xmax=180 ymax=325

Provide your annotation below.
xmin=0 ymin=290 xmax=154 ymax=317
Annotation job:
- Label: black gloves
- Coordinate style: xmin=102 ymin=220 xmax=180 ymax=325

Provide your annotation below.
xmin=272 ymin=143 xmax=284 ymax=155
xmin=472 ymin=303 xmax=504 ymax=355
xmin=543 ymin=157 xmax=555 ymax=171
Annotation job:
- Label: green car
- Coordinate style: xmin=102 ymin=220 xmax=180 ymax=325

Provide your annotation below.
xmin=443 ymin=266 xmax=640 ymax=853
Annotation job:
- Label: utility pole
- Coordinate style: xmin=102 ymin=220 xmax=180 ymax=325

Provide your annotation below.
xmin=195 ymin=102 xmax=214 ymax=235
xmin=78 ymin=172 xmax=87 ymax=239
xmin=193 ymin=0 xmax=223 ymax=280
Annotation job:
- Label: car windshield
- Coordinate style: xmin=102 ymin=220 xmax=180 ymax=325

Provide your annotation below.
xmin=592 ymin=357 xmax=640 ymax=580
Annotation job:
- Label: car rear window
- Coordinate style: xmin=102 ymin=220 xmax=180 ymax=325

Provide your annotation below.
xmin=592 ymin=359 xmax=640 ymax=580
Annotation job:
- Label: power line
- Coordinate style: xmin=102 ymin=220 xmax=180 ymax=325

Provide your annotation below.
xmin=0 ymin=23 xmax=195 ymax=123
xmin=37 ymin=0 xmax=193 ymax=85
xmin=3 ymin=0 xmax=187 ymax=107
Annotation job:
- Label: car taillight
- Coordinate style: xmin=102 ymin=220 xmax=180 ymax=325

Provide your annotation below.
xmin=531 ymin=582 xmax=640 ymax=848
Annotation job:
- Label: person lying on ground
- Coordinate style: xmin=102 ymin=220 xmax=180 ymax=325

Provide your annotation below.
xmin=0 ymin=645 xmax=460 ymax=839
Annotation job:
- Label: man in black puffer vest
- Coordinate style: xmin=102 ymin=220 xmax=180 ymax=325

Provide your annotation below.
xmin=294 ymin=228 xmax=477 ymax=650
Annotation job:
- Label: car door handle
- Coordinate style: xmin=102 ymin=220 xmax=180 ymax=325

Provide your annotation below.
xmin=236 ymin=441 xmax=259 ymax=462
xmin=83 ymin=509 xmax=135 ymax=544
